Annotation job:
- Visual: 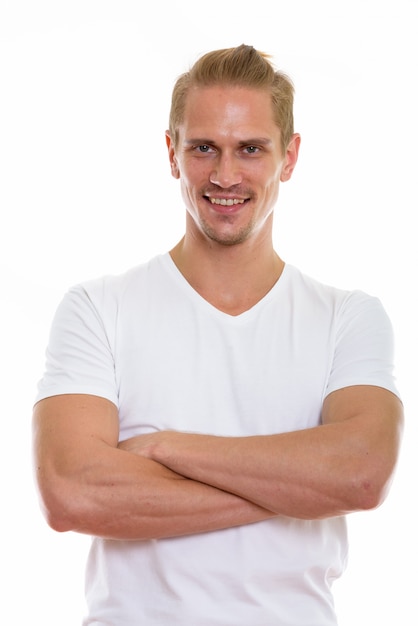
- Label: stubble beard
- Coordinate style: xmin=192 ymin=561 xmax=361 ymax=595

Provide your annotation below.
xmin=199 ymin=214 xmax=255 ymax=247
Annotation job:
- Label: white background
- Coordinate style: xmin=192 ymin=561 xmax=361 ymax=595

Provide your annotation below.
xmin=1 ymin=1 xmax=417 ymax=624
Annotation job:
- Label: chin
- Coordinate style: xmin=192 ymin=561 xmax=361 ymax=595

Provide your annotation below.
xmin=203 ymin=225 xmax=254 ymax=247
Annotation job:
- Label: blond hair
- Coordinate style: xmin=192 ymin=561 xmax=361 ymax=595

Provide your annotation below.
xmin=169 ymin=44 xmax=295 ymax=154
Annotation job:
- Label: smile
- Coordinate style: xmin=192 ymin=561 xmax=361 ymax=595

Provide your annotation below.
xmin=208 ymin=198 xmax=246 ymax=206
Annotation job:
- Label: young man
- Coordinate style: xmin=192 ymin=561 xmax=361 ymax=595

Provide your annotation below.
xmin=33 ymin=45 xmax=403 ymax=625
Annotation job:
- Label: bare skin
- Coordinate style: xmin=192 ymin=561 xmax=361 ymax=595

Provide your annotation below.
xmin=33 ymin=395 xmax=276 ymax=540
xmin=118 ymin=385 xmax=403 ymax=520
xmin=166 ymin=84 xmax=300 ymax=315
xmin=33 ymin=85 xmax=403 ymax=541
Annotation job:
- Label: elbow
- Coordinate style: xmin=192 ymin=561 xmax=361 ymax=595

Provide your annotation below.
xmin=46 ymin=499 xmax=76 ymax=533
xmin=35 ymin=477 xmax=81 ymax=533
xmin=354 ymin=481 xmax=386 ymax=512
xmin=348 ymin=430 xmax=402 ymax=513
xmin=43 ymin=506 xmax=74 ymax=534
xmin=351 ymin=463 xmax=397 ymax=512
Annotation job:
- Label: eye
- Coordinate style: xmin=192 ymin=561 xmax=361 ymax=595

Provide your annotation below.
xmin=196 ymin=144 xmax=212 ymax=153
xmin=244 ymin=145 xmax=259 ymax=154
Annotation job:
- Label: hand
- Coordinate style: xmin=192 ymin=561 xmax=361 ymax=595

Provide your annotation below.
xmin=118 ymin=431 xmax=169 ymax=459
xmin=118 ymin=430 xmax=199 ymax=469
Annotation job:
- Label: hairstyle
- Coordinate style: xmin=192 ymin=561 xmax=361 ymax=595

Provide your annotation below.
xmin=168 ymin=44 xmax=295 ymax=154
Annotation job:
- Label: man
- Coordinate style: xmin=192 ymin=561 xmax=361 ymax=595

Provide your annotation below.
xmin=33 ymin=45 xmax=403 ymax=625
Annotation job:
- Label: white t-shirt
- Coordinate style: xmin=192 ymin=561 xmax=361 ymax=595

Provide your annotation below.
xmin=36 ymin=254 xmax=400 ymax=625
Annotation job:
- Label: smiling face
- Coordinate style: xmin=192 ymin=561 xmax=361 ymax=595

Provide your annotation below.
xmin=166 ymin=84 xmax=300 ymax=248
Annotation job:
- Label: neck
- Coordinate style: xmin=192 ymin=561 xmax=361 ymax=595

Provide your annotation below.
xmin=169 ymin=233 xmax=284 ymax=316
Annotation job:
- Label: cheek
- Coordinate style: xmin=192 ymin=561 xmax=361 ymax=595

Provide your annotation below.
xmin=180 ymin=179 xmax=198 ymax=210
xmin=259 ymin=174 xmax=281 ymax=207
xmin=170 ymin=163 xmax=180 ymax=179
xmin=180 ymin=162 xmax=209 ymax=193
xmin=260 ymin=169 xmax=281 ymax=191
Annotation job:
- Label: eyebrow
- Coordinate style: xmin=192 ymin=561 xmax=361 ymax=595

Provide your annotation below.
xmin=238 ymin=138 xmax=273 ymax=147
xmin=184 ymin=137 xmax=273 ymax=147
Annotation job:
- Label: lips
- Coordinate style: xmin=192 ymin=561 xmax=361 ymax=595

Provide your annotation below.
xmin=208 ymin=197 xmax=246 ymax=206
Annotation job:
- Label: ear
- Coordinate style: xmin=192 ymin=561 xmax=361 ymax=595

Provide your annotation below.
xmin=280 ymin=133 xmax=301 ymax=182
xmin=165 ymin=131 xmax=180 ymax=179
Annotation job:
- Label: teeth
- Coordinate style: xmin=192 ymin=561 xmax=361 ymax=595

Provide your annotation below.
xmin=209 ymin=198 xmax=245 ymax=206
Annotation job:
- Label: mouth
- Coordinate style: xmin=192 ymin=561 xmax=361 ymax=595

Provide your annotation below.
xmin=203 ymin=193 xmax=250 ymax=210
xmin=208 ymin=197 xmax=246 ymax=207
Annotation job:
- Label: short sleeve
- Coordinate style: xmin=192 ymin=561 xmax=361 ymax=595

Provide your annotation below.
xmin=325 ymin=291 xmax=400 ymax=399
xmin=35 ymin=283 xmax=118 ymax=406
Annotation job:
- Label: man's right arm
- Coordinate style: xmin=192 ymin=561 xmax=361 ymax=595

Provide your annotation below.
xmin=32 ymin=394 xmax=275 ymax=540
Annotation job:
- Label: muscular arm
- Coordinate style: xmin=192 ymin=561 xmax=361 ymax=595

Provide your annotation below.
xmin=32 ymin=394 xmax=276 ymax=541
xmin=120 ymin=385 xmax=404 ymax=520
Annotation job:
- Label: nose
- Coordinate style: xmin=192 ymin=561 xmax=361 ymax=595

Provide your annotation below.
xmin=209 ymin=154 xmax=242 ymax=188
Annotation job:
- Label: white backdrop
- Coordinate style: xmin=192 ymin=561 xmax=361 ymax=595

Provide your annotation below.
xmin=1 ymin=1 xmax=417 ymax=624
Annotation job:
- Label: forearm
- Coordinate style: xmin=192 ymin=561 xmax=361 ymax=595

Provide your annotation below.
xmin=33 ymin=395 xmax=275 ymax=542
xmin=139 ymin=387 xmax=403 ymax=520
xmin=141 ymin=428 xmax=358 ymax=519
xmin=39 ymin=445 xmax=275 ymax=540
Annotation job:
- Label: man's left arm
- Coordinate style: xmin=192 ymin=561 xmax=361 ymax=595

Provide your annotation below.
xmin=119 ymin=385 xmax=403 ymax=520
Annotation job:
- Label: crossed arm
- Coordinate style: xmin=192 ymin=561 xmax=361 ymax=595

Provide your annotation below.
xmin=32 ymin=394 xmax=276 ymax=540
xmin=33 ymin=385 xmax=403 ymax=541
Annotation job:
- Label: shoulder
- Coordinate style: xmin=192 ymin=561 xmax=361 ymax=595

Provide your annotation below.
xmin=283 ymin=265 xmax=394 ymax=344
xmin=68 ymin=254 xmax=169 ymax=310
xmin=284 ymin=264 xmax=378 ymax=312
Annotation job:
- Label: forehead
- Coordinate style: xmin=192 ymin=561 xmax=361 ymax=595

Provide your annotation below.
xmin=181 ymin=85 xmax=279 ymax=139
